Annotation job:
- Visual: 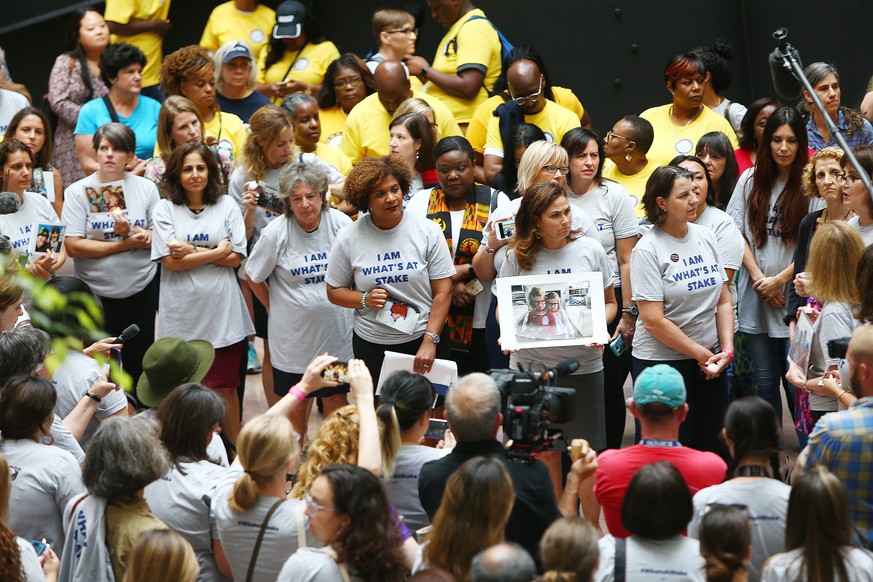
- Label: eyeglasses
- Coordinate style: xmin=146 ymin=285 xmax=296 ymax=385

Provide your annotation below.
xmin=509 ymin=75 xmax=544 ymax=105
xmin=304 ymin=492 xmax=338 ymax=513
xmin=836 ymin=171 xmax=861 ymax=184
xmin=533 ymin=299 xmax=546 ymax=305
xmin=384 ymin=27 xmax=418 ymax=36
xmin=547 ymin=302 xmax=560 ymax=308
xmin=334 ymin=77 xmax=363 ymax=89
xmin=542 ymin=165 xmax=570 ymax=176
xmin=605 ymin=130 xmax=632 ymax=142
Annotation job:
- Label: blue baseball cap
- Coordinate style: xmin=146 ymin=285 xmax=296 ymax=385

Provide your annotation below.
xmin=633 ymin=364 xmax=686 ymax=409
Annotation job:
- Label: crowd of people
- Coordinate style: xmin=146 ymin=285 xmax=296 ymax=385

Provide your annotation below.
xmin=3 ymin=0 xmax=873 ymax=580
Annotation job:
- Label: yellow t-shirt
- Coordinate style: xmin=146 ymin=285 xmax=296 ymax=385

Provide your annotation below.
xmin=340 ymin=90 xmax=462 ymax=165
xmin=466 ymin=86 xmax=585 ymax=154
xmin=484 ymin=100 xmax=580 ymax=157
xmin=640 ymin=103 xmax=739 ymax=166
xmin=200 ymin=1 xmax=275 ymax=58
xmin=257 ymin=41 xmax=340 ymax=104
xmin=318 ymin=105 xmax=347 ymax=148
xmin=204 ymin=111 xmax=248 ymax=159
xmin=602 ymin=159 xmax=661 ymax=218
xmin=105 ymin=0 xmax=172 ymax=88
xmin=315 ymin=142 xmax=352 ymax=176
xmin=425 ymin=8 xmax=501 ymax=124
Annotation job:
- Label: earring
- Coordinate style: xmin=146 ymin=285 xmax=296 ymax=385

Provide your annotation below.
xmin=535 ymin=231 xmax=542 ymax=240
xmin=416 ymin=151 xmax=420 ymax=160
xmin=625 ymin=152 xmax=633 ymax=162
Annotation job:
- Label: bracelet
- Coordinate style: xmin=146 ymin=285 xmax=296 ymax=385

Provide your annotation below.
xmin=288 ymin=384 xmax=307 ymax=401
xmin=723 ymin=350 xmax=734 ymax=362
xmin=83 ymin=391 xmax=102 ymax=403
xmin=484 ymin=244 xmax=496 ymax=255
xmin=837 ymin=389 xmax=850 ymax=403
xmin=360 ymin=291 xmax=369 ymax=309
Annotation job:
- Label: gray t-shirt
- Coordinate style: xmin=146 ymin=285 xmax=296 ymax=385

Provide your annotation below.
xmin=52 ymin=351 xmax=127 ymax=447
xmin=144 ymin=459 xmax=232 ymax=582
xmin=382 ymin=445 xmax=450 ymax=533
xmin=325 ymin=212 xmax=456 ymax=344
xmin=567 ymin=181 xmax=639 ymax=281
xmin=17 ymin=536 xmax=46 ymax=582
xmin=848 ymin=215 xmax=873 ymax=247
xmin=689 ymin=478 xmax=790 ymax=582
xmin=0 ymin=192 xmax=60 ymax=263
xmin=0 ymin=437 xmax=85 ymax=547
xmin=694 ymin=206 xmax=744 ymax=271
xmin=631 ymin=223 xmax=727 ymax=361
xmin=594 ymin=535 xmax=705 ymax=582
xmin=137 ymin=408 xmax=229 ymax=466
xmin=809 ymin=301 xmax=859 ymax=412
xmin=211 ymin=468 xmax=318 ymax=582
xmin=151 ymin=196 xmax=255 ymax=347
xmin=245 ymin=210 xmax=354 ymax=373
xmin=48 ymin=416 xmax=85 ymax=463
xmin=499 ymin=236 xmax=616 ymax=374
xmin=278 ymin=547 xmax=363 ymax=582
xmin=61 ymin=173 xmax=159 ymax=298
xmin=762 ymin=547 xmax=873 ymax=582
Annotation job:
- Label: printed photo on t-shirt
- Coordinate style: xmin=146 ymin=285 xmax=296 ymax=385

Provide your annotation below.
xmin=84 ymin=180 xmax=126 ymax=213
xmin=374 ymin=297 xmax=421 ymax=335
xmin=31 ymin=223 xmax=65 ymax=255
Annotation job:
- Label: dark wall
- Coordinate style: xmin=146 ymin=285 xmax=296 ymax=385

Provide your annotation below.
xmin=2 ymin=1 xmax=871 ymax=137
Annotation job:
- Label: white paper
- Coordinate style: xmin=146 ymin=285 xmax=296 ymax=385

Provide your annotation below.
xmin=787 ymin=310 xmax=816 ymax=383
xmin=376 ymin=351 xmax=458 ymax=396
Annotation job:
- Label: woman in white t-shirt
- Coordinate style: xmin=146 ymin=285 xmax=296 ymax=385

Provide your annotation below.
xmin=0 ymin=139 xmax=66 ymax=280
xmin=144 ymin=384 xmax=229 ymax=582
xmin=761 ymin=466 xmax=873 ymax=582
xmin=697 ymin=506 xmax=752 ymax=582
xmin=151 ymin=142 xmax=254 ymax=446
xmin=245 ymin=161 xmax=352 ymax=442
xmin=632 ymin=165 xmax=733 ymax=455
xmin=3 ymin=107 xmax=64 ymax=217
xmin=0 ymin=452 xmax=60 ymax=582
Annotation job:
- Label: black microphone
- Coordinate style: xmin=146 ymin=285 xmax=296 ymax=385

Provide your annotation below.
xmin=115 ymin=324 xmax=140 ymax=345
xmin=540 ymin=359 xmax=580 ymax=381
xmin=769 ymin=28 xmax=804 ymax=101
xmin=0 ymin=192 xmax=20 ymax=215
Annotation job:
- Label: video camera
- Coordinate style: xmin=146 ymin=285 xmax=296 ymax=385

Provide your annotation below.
xmin=489 ymin=359 xmax=578 ymax=462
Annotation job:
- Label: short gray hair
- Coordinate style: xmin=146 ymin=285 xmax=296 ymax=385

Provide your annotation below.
xmin=278 ymin=161 xmax=329 ymax=217
xmin=446 ymin=373 xmax=500 ymax=442
xmin=83 ymin=416 xmax=171 ymax=499
xmin=214 ymin=40 xmax=257 ymax=92
xmin=281 ymin=92 xmax=318 ymax=119
xmin=804 ymin=61 xmax=839 ymax=87
xmin=92 ymin=122 xmax=136 ymax=154
xmin=0 ymin=327 xmax=51 ymax=382
xmin=471 ymin=543 xmax=536 ymax=582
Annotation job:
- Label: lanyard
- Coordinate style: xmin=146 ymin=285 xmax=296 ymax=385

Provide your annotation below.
xmin=640 ymin=439 xmax=682 ymax=448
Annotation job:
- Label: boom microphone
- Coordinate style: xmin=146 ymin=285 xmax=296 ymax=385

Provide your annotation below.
xmin=0 ymin=192 xmax=20 ymax=215
xmin=540 ymin=359 xmax=580 ymax=381
xmin=769 ymin=28 xmax=803 ymax=101
xmin=115 ymin=324 xmax=140 ymax=344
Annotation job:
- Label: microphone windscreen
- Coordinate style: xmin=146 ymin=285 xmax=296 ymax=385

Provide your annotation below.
xmin=117 ymin=324 xmax=141 ymax=342
xmin=769 ymin=47 xmax=804 ymax=101
xmin=0 ymin=192 xmax=20 ymax=216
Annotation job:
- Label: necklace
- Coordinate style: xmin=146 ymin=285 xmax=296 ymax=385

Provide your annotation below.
xmin=735 ymin=465 xmax=772 ymax=478
xmin=669 ymin=105 xmax=703 ymax=128
xmin=818 ymin=207 xmax=854 ymax=224
xmin=303 ymin=212 xmax=321 ymax=233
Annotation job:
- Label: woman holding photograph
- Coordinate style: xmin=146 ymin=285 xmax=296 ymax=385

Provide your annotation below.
xmin=326 ymin=155 xmax=455 ymax=386
xmin=0 ymin=139 xmax=66 ymax=280
xmin=62 ymin=123 xmax=160 ymax=384
xmin=246 ymin=161 xmax=353 ymax=443
xmin=152 ymin=142 xmax=254 ymax=444
xmin=631 ymin=165 xmax=733 ymax=456
xmin=497 ymin=181 xmax=616 ymax=451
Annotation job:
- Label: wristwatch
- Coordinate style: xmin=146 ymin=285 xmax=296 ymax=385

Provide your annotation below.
xmin=424 ymin=331 xmax=440 ymax=344
xmin=621 ymin=305 xmax=639 ymax=317
xmin=421 ymin=65 xmax=431 ymax=78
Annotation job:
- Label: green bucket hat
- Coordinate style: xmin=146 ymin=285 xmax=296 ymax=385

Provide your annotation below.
xmin=136 ymin=337 xmax=215 ymax=408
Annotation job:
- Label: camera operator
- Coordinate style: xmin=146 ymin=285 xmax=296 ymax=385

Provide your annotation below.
xmin=418 ymin=372 xmax=596 ymax=562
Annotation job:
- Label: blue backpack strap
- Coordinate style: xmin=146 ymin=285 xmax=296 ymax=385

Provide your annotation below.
xmin=464 ymin=15 xmax=514 ymax=61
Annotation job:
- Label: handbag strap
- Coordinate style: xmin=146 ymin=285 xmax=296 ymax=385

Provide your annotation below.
xmin=245 ymin=498 xmax=284 ymax=582
xmin=281 ymin=43 xmax=308 ymax=82
xmin=323 ymin=547 xmax=351 ymax=582
xmin=102 ymin=96 xmax=120 ymax=124
xmin=614 ymin=536 xmax=626 ymax=582
xmin=295 ymin=502 xmax=307 ymax=549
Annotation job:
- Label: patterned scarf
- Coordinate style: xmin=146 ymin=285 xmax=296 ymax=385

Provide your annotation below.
xmin=426 ymin=184 xmax=491 ymax=348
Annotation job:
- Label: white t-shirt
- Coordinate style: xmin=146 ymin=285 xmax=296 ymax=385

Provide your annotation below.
xmin=567 ymin=181 xmax=639 ymax=281
xmin=711 ymin=98 xmax=748 ymax=136
xmin=48 ymin=416 xmax=85 ymax=463
xmin=278 ymin=547 xmax=363 ymax=582
xmin=211 ymin=468 xmax=318 ymax=582
xmin=51 ymin=351 xmax=127 ymax=447
xmin=694 ymin=206 xmax=744 ymax=271
xmin=151 ymin=196 xmax=255 ymax=348
xmin=144 ymin=459 xmax=232 ymax=582
xmin=689 ymin=478 xmax=790 ymax=582
xmin=405 ymin=187 xmax=510 ymax=329
xmin=138 ymin=408 xmax=229 ymax=466
xmin=245 ymin=210 xmax=354 ymax=373
xmin=382 ymin=444 xmax=450 ymax=533
xmin=499 ymin=236 xmax=615 ymax=374
xmin=594 ymin=534 xmax=706 ymax=582
xmin=809 ymin=301 xmax=859 ymax=412
xmin=0 ymin=192 xmax=60 ymax=264
xmin=848 ymin=215 xmax=873 ymax=247
xmin=0 ymin=88 xmax=29 ymax=133
xmin=17 ymin=536 xmax=47 ymax=582
xmin=61 ymin=173 xmax=159 ymax=298
xmin=761 ymin=547 xmax=873 ymax=582
xmin=325 ymin=212 xmax=456 ymax=344
xmin=0 ymin=438 xmax=85 ymax=547
xmin=631 ymin=223 xmax=727 ymax=361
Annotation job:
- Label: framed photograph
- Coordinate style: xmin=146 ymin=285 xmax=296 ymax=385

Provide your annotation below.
xmin=496 ymin=272 xmax=610 ymax=351
xmin=787 ymin=310 xmax=815 ymax=383
xmin=30 ymin=223 xmax=66 ymax=256
xmin=84 ymin=180 xmax=126 ymax=213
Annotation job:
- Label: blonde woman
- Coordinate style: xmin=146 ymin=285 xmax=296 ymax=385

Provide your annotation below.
xmin=123 ymin=530 xmax=199 ymax=582
xmin=539 ymin=517 xmax=600 ymax=582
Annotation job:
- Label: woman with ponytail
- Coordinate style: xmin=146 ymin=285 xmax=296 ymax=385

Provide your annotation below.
xmin=689 ymin=397 xmax=789 ymax=581
xmin=538 ymin=516 xmax=599 ymax=582
xmin=379 ymin=371 xmax=450 ymax=532
xmin=698 ymin=506 xmax=752 ymax=582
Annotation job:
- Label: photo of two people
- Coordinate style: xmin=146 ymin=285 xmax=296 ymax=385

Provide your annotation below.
xmin=85 ymin=181 xmax=127 ymax=214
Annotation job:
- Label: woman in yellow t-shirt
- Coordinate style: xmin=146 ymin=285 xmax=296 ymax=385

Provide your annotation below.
xmin=316 ymin=54 xmax=375 ymax=148
xmin=255 ymin=0 xmax=339 ymax=104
